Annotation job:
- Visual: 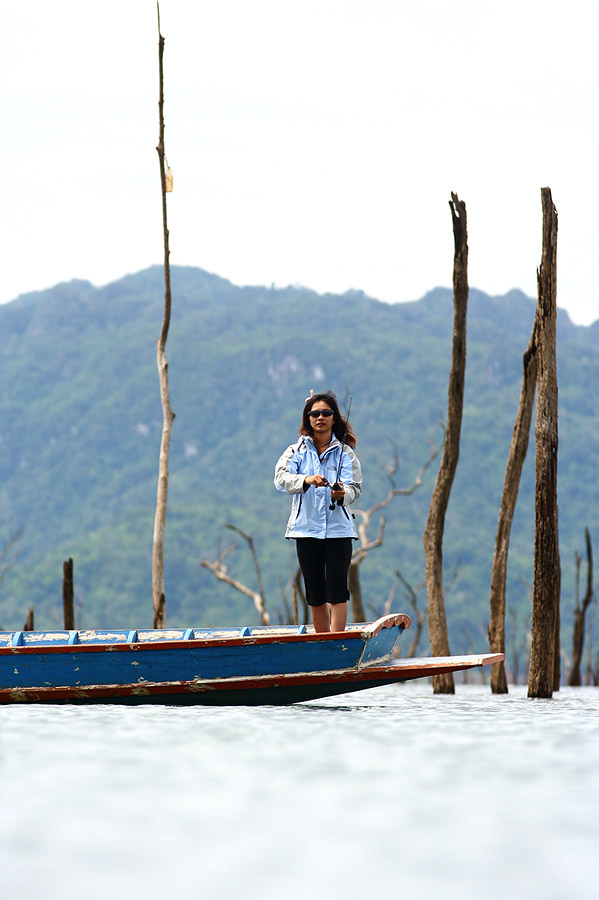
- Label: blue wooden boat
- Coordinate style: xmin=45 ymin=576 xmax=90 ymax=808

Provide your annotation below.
xmin=0 ymin=614 xmax=503 ymax=705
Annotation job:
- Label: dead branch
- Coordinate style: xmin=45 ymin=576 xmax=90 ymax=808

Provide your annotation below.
xmin=349 ymin=430 xmax=443 ymax=621
xmin=201 ymin=542 xmax=270 ymax=625
xmin=352 ymin=515 xmax=386 ymax=566
xmin=200 ymin=525 xmax=270 ymax=625
xmin=396 ymin=567 xmax=428 ymax=658
xmin=280 ymin=564 xmax=308 ymax=626
xmin=225 ymin=524 xmax=266 ymax=605
xmin=357 ymin=429 xmax=443 ymax=525
xmin=383 ymin=582 xmax=399 ymax=616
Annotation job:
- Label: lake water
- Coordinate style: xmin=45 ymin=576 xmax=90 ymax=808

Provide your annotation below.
xmin=1 ymin=682 xmax=598 ymax=900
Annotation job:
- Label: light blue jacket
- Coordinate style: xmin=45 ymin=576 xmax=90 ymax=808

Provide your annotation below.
xmin=274 ymin=435 xmax=362 ymax=539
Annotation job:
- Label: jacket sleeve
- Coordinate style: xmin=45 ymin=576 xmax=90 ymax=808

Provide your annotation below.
xmin=274 ymin=443 xmax=306 ymax=494
xmin=340 ymin=447 xmax=362 ymax=506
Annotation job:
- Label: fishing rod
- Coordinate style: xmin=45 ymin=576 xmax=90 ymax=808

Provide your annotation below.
xmin=329 ymin=396 xmax=352 ymax=510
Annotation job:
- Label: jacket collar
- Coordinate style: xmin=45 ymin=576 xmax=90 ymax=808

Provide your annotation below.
xmin=305 ymin=434 xmax=342 ymax=455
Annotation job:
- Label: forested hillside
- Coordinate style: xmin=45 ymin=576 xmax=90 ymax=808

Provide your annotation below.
xmin=1 ymin=266 xmax=597 ymax=659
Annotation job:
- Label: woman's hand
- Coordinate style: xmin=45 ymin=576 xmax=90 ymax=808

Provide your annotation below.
xmin=330 ymin=482 xmax=345 ymax=502
xmin=304 ymin=474 xmax=329 ymax=489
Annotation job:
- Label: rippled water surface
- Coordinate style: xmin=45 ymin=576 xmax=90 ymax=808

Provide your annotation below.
xmin=1 ymin=682 xmax=598 ymax=900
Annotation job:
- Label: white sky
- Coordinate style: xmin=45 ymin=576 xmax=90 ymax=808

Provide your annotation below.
xmin=2 ymin=0 xmax=598 ymax=325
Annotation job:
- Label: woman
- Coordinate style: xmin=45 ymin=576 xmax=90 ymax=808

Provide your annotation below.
xmin=274 ymin=391 xmax=362 ymax=633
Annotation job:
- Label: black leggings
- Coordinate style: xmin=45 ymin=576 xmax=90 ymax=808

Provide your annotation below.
xmin=295 ymin=537 xmax=353 ymax=607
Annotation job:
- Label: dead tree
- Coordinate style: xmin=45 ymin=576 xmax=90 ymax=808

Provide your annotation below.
xmin=63 ymin=557 xmax=75 ymax=630
xmin=423 ymin=193 xmax=469 ymax=694
xmin=391 ymin=561 xmax=462 ymax=659
xmin=528 ymin=187 xmax=560 ymax=699
xmin=202 ymin=531 xmax=314 ymax=628
xmin=394 ymin=568 xmax=427 ymax=658
xmin=290 ymin=566 xmax=308 ymax=625
xmin=350 ymin=433 xmax=442 ymax=621
xmin=277 ymin=566 xmax=310 ymax=627
xmin=488 ymin=321 xmax=538 ymax=693
xmin=201 ymin=525 xmax=270 ymax=625
xmin=152 ymin=4 xmax=175 ymax=629
xmin=568 ymin=528 xmax=594 ymax=686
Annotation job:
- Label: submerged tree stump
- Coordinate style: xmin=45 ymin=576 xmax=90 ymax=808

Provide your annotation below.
xmin=63 ymin=557 xmax=74 ymax=630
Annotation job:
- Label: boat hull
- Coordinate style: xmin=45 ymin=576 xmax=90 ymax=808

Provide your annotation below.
xmin=0 ymin=615 xmax=411 ymax=702
xmin=0 ymin=654 xmax=504 ymax=706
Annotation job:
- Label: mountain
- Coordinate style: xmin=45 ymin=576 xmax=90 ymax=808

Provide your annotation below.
xmin=1 ymin=266 xmax=597 ymax=658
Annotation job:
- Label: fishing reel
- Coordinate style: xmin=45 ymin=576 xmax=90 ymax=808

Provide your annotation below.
xmin=317 ymin=477 xmax=342 ymax=510
xmin=329 ymin=482 xmax=342 ymax=510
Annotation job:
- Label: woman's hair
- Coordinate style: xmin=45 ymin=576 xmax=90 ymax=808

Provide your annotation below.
xmin=300 ymin=391 xmax=356 ymax=447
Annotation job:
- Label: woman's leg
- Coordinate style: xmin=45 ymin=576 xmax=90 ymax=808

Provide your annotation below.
xmin=311 ymin=603 xmax=331 ymax=633
xmin=325 ymin=538 xmax=353 ymax=632
xmin=330 ymin=602 xmax=347 ymax=632
xmin=296 ymin=538 xmax=330 ymax=632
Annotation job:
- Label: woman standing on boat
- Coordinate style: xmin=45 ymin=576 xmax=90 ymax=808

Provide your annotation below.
xmin=274 ymin=391 xmax=362 ymax=633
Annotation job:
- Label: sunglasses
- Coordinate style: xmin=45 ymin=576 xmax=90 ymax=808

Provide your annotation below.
xmin=308 ymin=409 xmax=334 ymax=419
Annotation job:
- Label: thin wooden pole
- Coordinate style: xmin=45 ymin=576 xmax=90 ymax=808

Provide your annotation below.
xmin=152 ymin=2 xmax=175 ymax=629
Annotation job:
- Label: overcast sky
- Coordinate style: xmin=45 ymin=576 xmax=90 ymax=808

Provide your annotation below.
xmin=2 ymin=0 xmax=597 ymax=325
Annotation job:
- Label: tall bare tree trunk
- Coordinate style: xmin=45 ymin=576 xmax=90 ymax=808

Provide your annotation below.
xmin=488 ymin=323 xmax=538 ymax=693
xmin=152 ymin=6 xmax=175 ymax=629
xmin=528 ymin=187 xmax=560 ymax=699
xmin=569 ymin=528 xmax=594 ymax=686
xmin=423 ymin=193 xmax=468 ymax=694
